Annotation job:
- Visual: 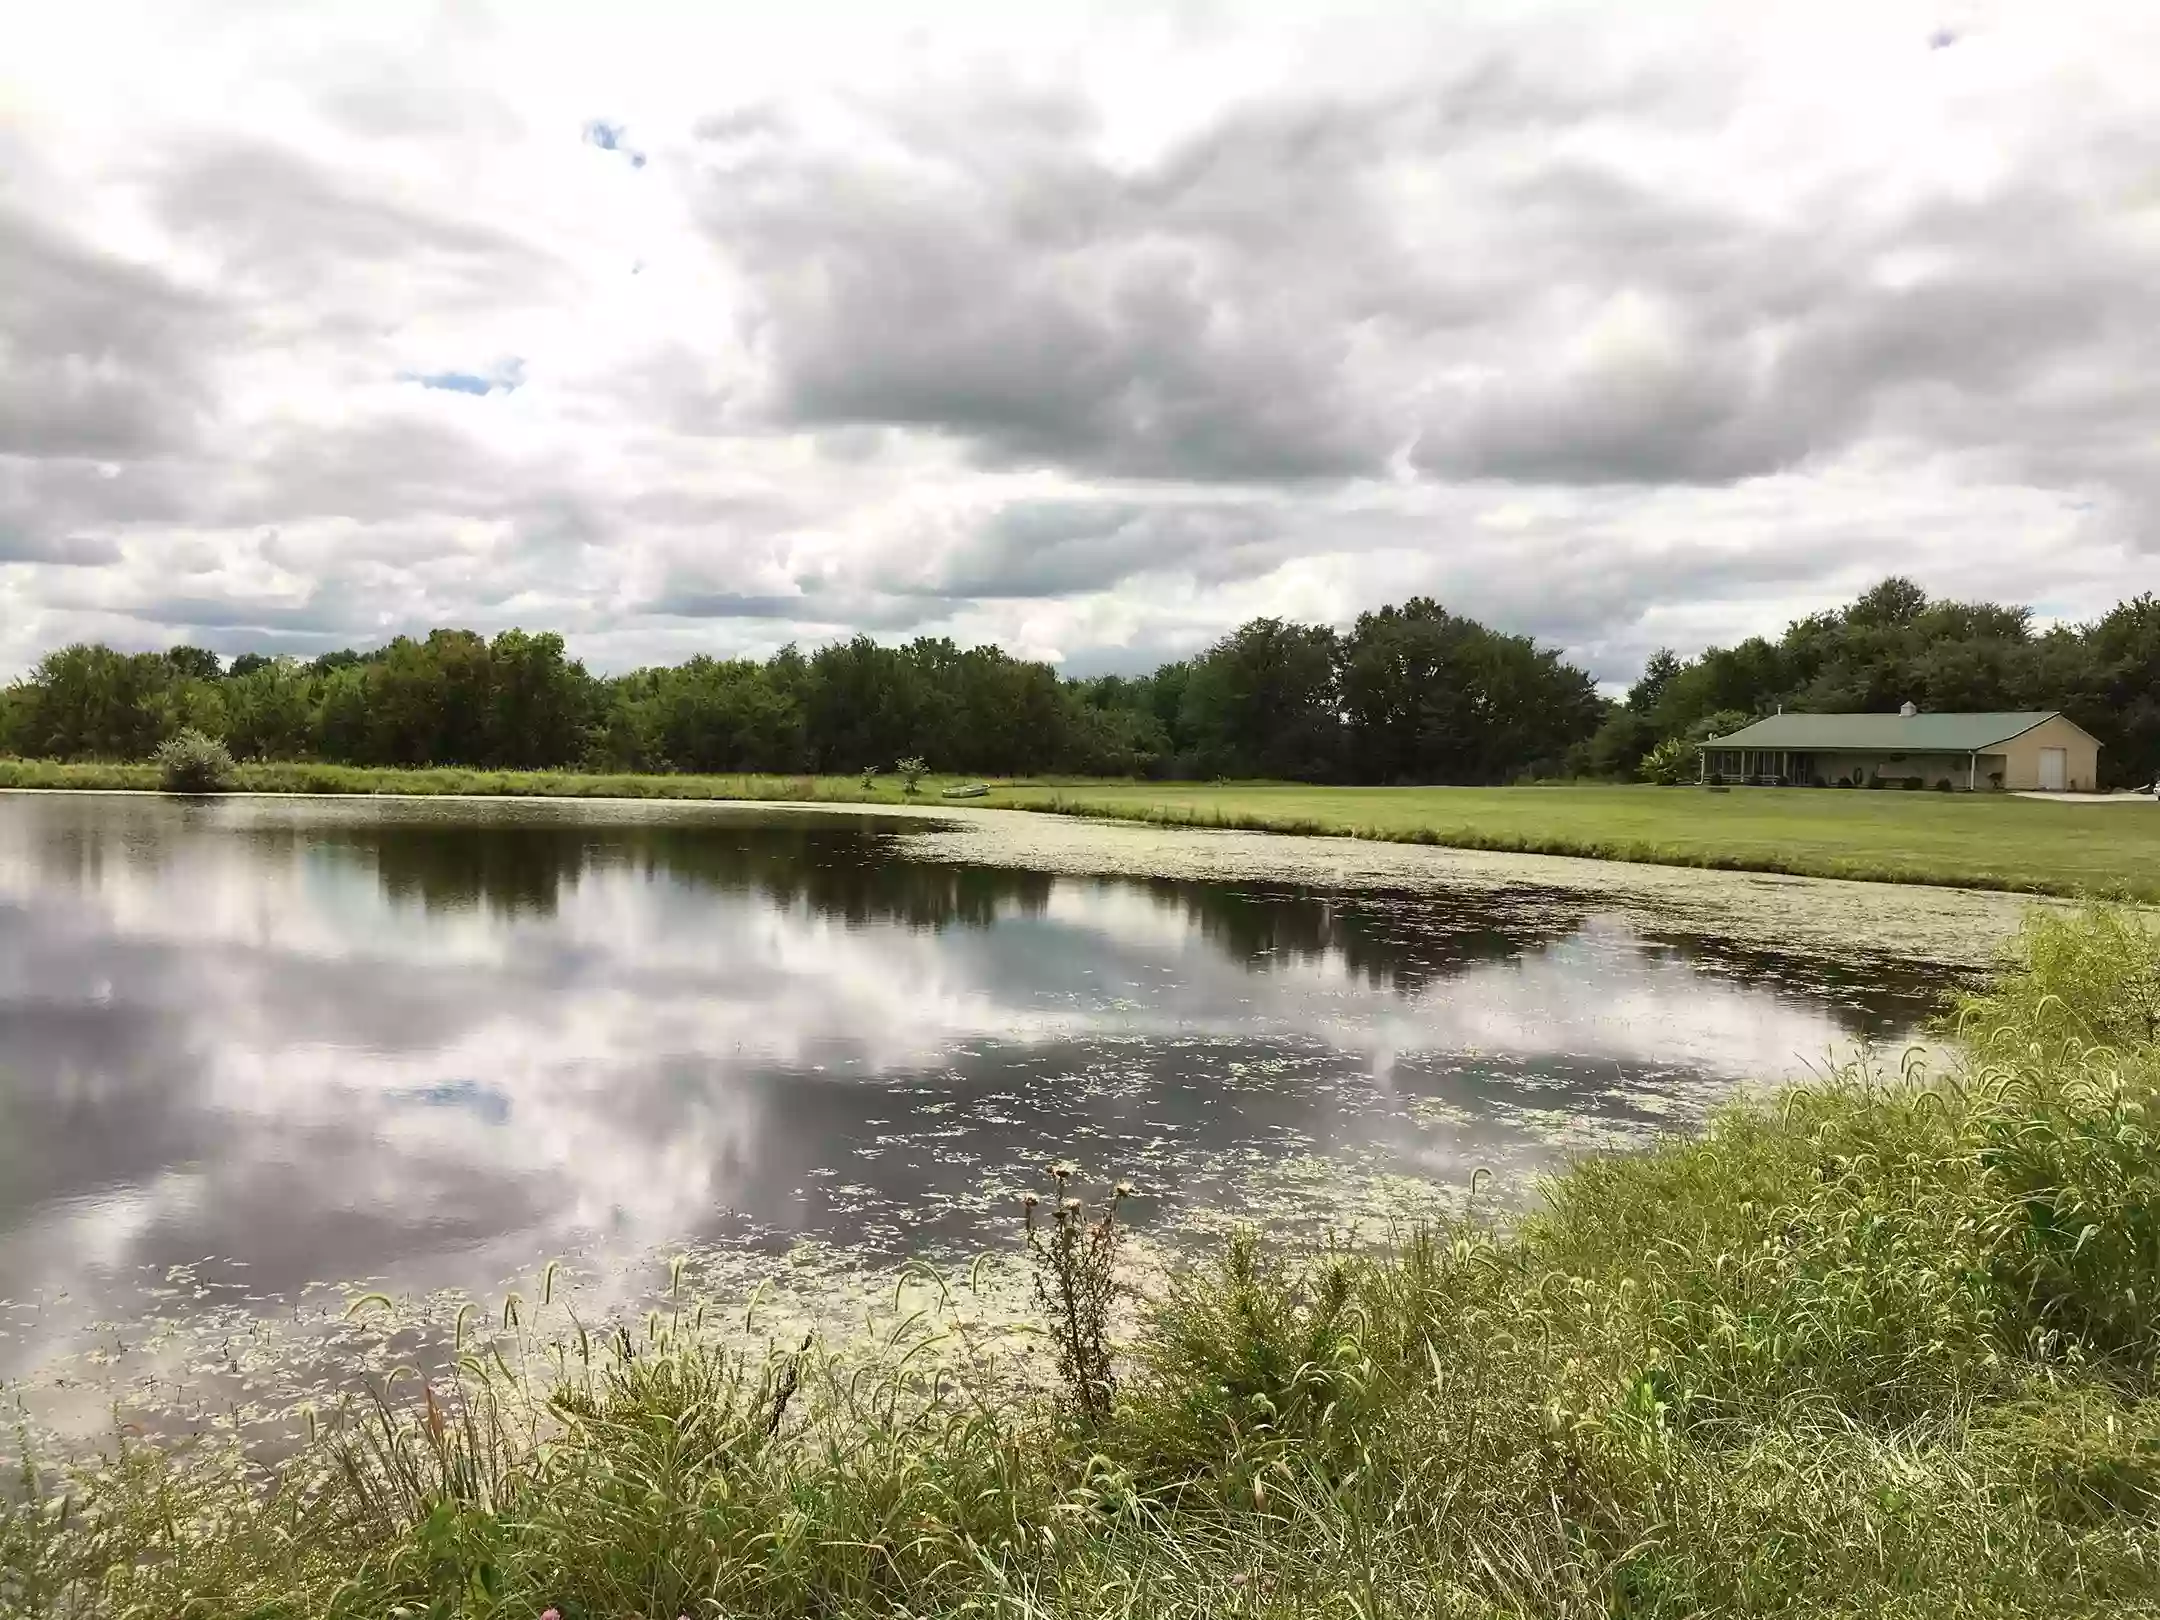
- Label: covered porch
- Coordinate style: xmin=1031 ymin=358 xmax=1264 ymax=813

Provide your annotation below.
xmin=1699 ymin=748 xmax=2004 ymax=788
xmin=1698 ymin=747 xmax=1819 ymax=785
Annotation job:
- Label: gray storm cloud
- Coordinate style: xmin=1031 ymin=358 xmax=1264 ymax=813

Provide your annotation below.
xmin=0 ymin=7 xmax=2151 ymax=678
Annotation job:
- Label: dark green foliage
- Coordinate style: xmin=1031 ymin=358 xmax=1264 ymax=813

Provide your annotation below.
xmin=6 ymin=644 xmax=193 ymax=759
xmin=1608 ymin=578 xmax=2160 ymax=788
xmin=163 ymin=644 xmax=223 ymax=681
xmin=1338 ymin=597 xmax=1603 ymax=783
xmin=1179 ymin=617 xmax=1345 ymax=779
xmin=8 ymin=579 xmax=2155 ymax=788
xmin=1 ymin=603 xmax=1611 ymax=784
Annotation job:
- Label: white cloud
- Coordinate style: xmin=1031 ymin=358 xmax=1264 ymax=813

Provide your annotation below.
xmin=1 ymin=0 xmax=2154 ymax=682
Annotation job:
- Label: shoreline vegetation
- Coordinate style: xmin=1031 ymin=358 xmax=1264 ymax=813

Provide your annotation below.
xmin=7 ymin=905 xmax=2160 ymax=1616
xmin=4 ymin=757 xmax=2157 ymax=901
xmin=3 ymin=582 xmax=2156 ymax=796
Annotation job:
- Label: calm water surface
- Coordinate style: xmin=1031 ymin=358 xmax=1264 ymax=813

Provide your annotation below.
xmin=0 ymin=795 xmax=1944 ymax=1401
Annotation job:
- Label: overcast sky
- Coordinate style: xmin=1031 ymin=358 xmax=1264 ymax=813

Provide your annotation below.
xmin=2 ymin=0 xmax=2155 ymax=684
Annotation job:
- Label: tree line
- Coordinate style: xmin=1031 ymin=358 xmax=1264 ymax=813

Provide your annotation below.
xmin=0 ymin=600 xmax=1600 ymax=783
xmin=1589 ymin=579 xmax=2160 ymax=789
xmin=1 ymin=579 xmax=2152 ymax=784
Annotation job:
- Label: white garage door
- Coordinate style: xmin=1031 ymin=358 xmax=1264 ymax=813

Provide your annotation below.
xmin=2039 ymin=747 xmax=2067 ymax=792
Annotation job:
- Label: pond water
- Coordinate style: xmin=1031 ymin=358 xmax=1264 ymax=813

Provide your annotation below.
xmin=0 ymin=794 xmax=1948 ymax=1425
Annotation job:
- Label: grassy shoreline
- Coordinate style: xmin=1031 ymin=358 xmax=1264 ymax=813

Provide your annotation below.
xmin=7 ymin=906 xmax=2160 ymax=1617
xmin=7 ymin=757 xmax=2159 ymax=900
xmin=994 ymin=780 xmax=2160 ymax=902
xmin=0 ymin=757 xmax=908 ymax=805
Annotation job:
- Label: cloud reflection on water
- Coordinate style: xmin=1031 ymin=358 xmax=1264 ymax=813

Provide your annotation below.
xmin=0 ymin=796 xmax=1942 ymax=1388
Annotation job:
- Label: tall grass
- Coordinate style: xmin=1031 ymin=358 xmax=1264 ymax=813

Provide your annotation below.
xmin=7 ymin=907 xmax=2160 ymax=1616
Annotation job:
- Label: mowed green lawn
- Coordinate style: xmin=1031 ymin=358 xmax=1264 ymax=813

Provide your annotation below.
xmin=988 ymin=781 xmax=2160 ymax=900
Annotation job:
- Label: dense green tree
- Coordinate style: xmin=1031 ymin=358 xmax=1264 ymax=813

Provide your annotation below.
xmin=1179 ymin=619 xmax=1342 ymax=779
xmin=1580 ymin=707 xmax=1656 ymax=779
xmin=222 ymin=658 xmax=320 ymax=760
xmin=16 ymin=579 xmax=2143 ymax=786
xmin=2058 ymin=594 xmax=2160 ymax=787
xmin=1339 ymin=598 xmax=1601 ymax=784
xmin=1628 ymin=649 xmax=1682 ymax=713
xmin=8 ymin=645 xmax=176 ymax=758
xmin=486 ymin=630 xmax=591 ymax=768
xmin=165 ymin=645 xmax=223 ymax=681
xmin=1070 ymin=674 xmax=1177 ymax=776
xmin=312 ymin=664 xmax=374 ymax=762
xmin=804 ymin=637 xmax=921 ymax=773
xmin=646 ymin=656 xmax=806 ymax=774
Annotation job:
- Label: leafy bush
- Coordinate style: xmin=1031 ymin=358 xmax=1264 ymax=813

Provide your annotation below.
xmin=1901 ymin=775 xmax=1922 ymax=790
xmin=1959 ymin=904 xmax=2160 ymax=1055
xmin=1953 ymin=908 xmax=2160 ymax=1366
xmin=151 ymin=727 xmax=234 ymax=793
xmin=894 ymin=756 xmax=928 ymax=794
xmin=1975 ymin=1071 xmax=2160 ymax=1364
xmin=1636 ymin=735 xmax=1694 ymax=785
xmin=1937 ymin=777 xmax=1954 ymax=792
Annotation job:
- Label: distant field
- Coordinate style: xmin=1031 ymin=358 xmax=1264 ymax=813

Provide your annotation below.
xmin=4 ymin=758 xmax=2157 ymax=900
xmin=990 ymin=779 xmax=2160 ymax=901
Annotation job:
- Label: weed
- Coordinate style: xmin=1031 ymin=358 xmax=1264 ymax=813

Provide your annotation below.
xmin=1025 ymin=1166 xmax=1128 ymax=1427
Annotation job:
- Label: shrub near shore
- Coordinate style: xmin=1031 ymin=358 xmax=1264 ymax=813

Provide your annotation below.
xmin=6 ymin=907 xmax=2160 ymax=1618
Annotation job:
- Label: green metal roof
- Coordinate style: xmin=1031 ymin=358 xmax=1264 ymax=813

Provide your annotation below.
xmin=1698 ymin=711 xmax=2072 ymax=752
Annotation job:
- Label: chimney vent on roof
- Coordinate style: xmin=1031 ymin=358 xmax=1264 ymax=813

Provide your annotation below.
xmin=1899 ymin=701 xmax=1918 ymax=717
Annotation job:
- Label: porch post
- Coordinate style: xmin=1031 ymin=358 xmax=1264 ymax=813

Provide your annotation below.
xmin=1968 ymin=752 xmax=1976 ymax=791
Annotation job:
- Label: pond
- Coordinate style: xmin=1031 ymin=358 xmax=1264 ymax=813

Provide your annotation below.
xmin=0 ymin=795 xmax=1949 ymax=1433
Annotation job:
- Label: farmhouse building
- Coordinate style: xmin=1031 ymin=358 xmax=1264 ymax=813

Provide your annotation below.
xmin=1696 ymin=708 xmax=2102 ymax=791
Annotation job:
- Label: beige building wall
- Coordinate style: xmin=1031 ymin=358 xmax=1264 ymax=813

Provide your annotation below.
xmin=1993 ymin=715 xmax=2102 ymax=792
